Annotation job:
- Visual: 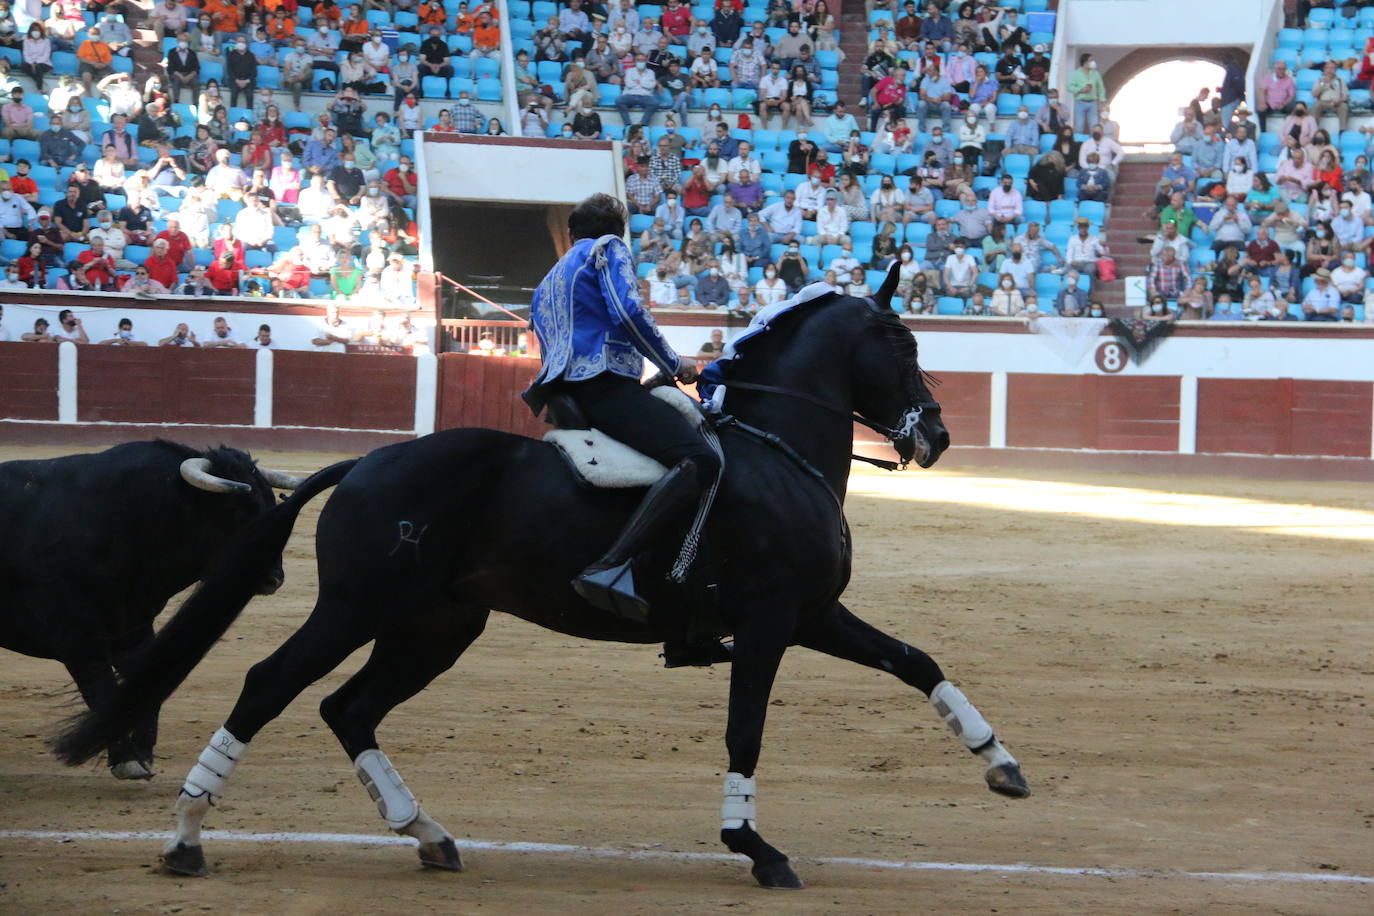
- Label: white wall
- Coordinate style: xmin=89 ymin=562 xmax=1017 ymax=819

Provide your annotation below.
xmin=0 ymin=301 xmax=435 ymax=352
xmin=422 ymin=139 xmax=621 ymax=206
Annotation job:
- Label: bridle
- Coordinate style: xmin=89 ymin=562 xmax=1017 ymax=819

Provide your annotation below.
xmin=719 ymin=378 xmax=930 ymax=471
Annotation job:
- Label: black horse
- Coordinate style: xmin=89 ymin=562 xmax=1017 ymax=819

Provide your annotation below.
xmin=54 ymin=267 xmax=1029 ymax=889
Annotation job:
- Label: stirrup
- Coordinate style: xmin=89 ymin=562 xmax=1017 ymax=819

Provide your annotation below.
xmin=661 ymin=639 xmax=734 ymax=669
xmin=573 ymin=560 xmax=649 ymax=624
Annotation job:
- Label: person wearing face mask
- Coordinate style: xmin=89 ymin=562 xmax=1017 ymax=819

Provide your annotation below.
xmin=942 ymin=242 xmax=977 ymax=299
xmin=150 ymin=0 xmax=189 ymax=42
xmin=987 ymin=174 xmax=1023 ymax=225
xmin=1078 ymin=123 xmax=1123 ymax=176
xmin=1329 ymin=253 xmax=1369 ymax=303
xmin=389 ymin=47 xmax=420 ymax=111
xmin=617 ymin=53 xmax=661 ymax=126
xmin=695 ymin=258 xmax=731 ymax=308
xmin=0 ymin=178 xmax=35 ymax=240
xmin=1035 ymin=90 xmax=1070 ymax=137
xmin=163 ymin=32 xmax=201 ymax=105
xmin=1207 ymin=194 xmax=1253 ymax=254
xmin=989 ymin=273 xmax=1025 ymax=316
xmin=224 ymin=34 xmax=256 ymax=108
xmin=951 ymin=190 xmax=992 ymax=245
xmin=76 ymin=27 xmax=114 ymax=91
xmin=754 ymin=259 xmax=787 ymax=305
xmin=1004 ymin=106 xmax=1039 ymax=157
xmin=1067 ymin=53 xmax=1105 ymax=134
xmin=955 ymin=114 xmax=986 ymax=171
xmin=794 ymin=171 xmax=827 ymax=219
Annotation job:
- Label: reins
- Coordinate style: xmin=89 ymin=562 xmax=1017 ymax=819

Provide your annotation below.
xmin=718 ymin=379 xmax=923 ymax=472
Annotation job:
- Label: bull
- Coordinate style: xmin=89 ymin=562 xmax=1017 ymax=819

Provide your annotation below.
xmin=0 ymin=440 xmax=304 ymax=779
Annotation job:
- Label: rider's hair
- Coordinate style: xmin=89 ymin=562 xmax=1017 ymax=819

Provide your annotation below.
xmin=568 ymin=193 xmax=627 ymax=242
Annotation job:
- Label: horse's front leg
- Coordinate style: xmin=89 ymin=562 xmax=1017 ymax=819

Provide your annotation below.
xmin=719 ymin=618 xmax=803 ymax=889
xmin=796 ymin=602 xmax=1030 ymax=798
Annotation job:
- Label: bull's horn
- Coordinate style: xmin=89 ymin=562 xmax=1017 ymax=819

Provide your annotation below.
xmin=258 ymin=467 xmax=305 ymax=490
xmin=179 ymin=457 xmax=252 ymax=494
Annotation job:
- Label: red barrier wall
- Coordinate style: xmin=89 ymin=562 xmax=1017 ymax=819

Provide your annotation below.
xmin=0 ymin=341 xmax=59 ymax=421
xmin=76 ymin=347 xmax=256 ymax=425
xmin=436 ymin=353 xmax=547 ymax=439
xmin=933 ymin=371 xmax=992 ymax=448
xmin=1007 ymin=374 xmax=1180 ymax=451
xmin=274 ymin=351 xmax=416 ymax=431
xmin=1197 ymin=378 xmax=1374 ymax=458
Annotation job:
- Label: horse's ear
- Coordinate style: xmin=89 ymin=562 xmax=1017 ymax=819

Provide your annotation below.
xmin=872 ymin=261 xmax=901 ymax=311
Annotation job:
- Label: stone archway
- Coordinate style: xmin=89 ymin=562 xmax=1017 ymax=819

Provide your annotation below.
xmin=1101 ymin=46 xmax=1249 ymax=101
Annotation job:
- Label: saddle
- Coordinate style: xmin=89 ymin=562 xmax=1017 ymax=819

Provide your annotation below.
xmin=544 ymin=387 xmax=705 ymax=488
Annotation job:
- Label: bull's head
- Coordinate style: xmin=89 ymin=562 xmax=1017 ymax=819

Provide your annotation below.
xmin=180 ymin=453 xmax=305 ymax=594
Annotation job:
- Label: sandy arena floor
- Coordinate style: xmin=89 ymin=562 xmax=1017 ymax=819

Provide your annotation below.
xmin=0 ymin=444 xmax=1371 ymax=915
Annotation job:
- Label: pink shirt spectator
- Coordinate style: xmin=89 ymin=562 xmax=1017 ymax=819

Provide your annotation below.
xmin=1259 ymin=71 xmax=1296 ymax=111
xmin=269 ymin=164 xmax=302 ymax=204
xmin=987 ymin=186 xmax=1023 ymax=222
xmin=1275 ymin=157 xmax=1314 ymax=196
xmin=2 ymin=101 xmax=33 ymax=129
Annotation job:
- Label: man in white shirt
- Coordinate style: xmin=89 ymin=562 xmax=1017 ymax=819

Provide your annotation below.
xmin=1344 ymin=186 xmax=1373 ymax=222
xmin=794 ymin=174 xmax=826 ymax=218
xmin=297 ymin=174 xmax=334 ymax=225
xmin=1002 ymin=244 xmax=1035 ymax=294
xmin=828 ymin=242 xmax=860 ymax=276
xmin=616 ymin=54 xmax=661 ymax=126
xmin=159 ymin=322 xmax=201 ymax=347
xmin=726 ymin=140 xmax=762 ymax=180
xmin=1065 ymin=219 xmax=1108 ymax=277
xmin=203 ymin=316 xmax=245 ymax=349
xmin=758 ymin=189 xmax=802 ymax=244
xmin=50 ymin=310 xmax=90 ymax=344
xmin=942 ymin=244 xmax=978 ymax=297
xmin=1149 ymin=219 xmax=1192 ymax=265
xmin=205 ymin=148 xmax=247 ymax=201
xmin=1078 ymin=124 xmax=1123 ymax=173
xmin=757 ymin=62 xmax=788 ymax=127
xmin=0 ymin=179 xmax=37 ymax=238
xmin=312 ymin=305 xmax=355 ymax=350
xmin=251 ymin=324 xmax=278 ymax=348
xmin=811 ymin=192 xmax=851 ymax=246
xmin=986 ymin=175 xmax=1023 ymax=224
xmin=234 ymin=195 xmax=277 ymax=251
xmin=1222 ymin=125 xmax=1256 ymax=174
xmin=648 ymin=264 xmax=679 ymax=307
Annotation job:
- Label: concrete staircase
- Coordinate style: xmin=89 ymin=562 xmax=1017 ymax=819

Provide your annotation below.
xmin=1099 ymin=155 xmax=1167 ymax=308
xmin=838 ymin=2 xmax=871 ymax=108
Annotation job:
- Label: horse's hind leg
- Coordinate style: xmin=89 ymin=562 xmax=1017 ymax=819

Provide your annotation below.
xmin=319 ymin=608 xmax=490 ymax=872
xmin=795 ymin=602 xmax=1030 ymax=798
xmin=161 ymin=599 xmax=375 ymax=877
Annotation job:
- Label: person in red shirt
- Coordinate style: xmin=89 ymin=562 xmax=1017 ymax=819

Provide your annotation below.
xmin=144 ymin=237 xmax=180 ymax=289
xmin=77 ymin=238 xmax=118 ymax=288
xmin=17 ymin=241 xmax=47 ymax=288
xmin=384 ymin=156 xmax=419 ymax=206
xmin=154 ymin=217 xmax=194 ymax=268
xmin=681 ymin=163 xmax=712 ymax=213
xmin=9 ymin=158 xmax=39 ymax=204
xmin=206 ymin=249 xmax=241 ymax=293
xmin=239 ymin=129 xmax=273 ymax=174
xmin=661 ymin=0 xmax=691 ymax=38
xmin=807 ymin=157 xmax=836 ymax=185
xmin=870 ymin=66 xmax=908 ymax=131
xmin=213 ymin=223 xmax=247 ymax=269
xmin=262 ymin=246 xmax=312 ymax=296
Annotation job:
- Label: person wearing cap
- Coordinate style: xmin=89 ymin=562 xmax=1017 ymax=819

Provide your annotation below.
xmin=1065 ymin=218 xmax=1108 ymax=278
xmin=1023 ymin=44 xmax=1051 ymax=95
xmin=1302 ymin=268 xmax=1341 ymax=321
xmin=28 ymin=207 xmax=63 ymax=264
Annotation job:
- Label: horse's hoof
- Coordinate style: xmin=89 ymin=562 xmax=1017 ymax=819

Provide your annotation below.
xmin=752 ymin=859 xmax=804 ymax=889
xmin=111 ymin=759 xmax=155 ymax=781
xmin=418 ymin=837 xmax=463 ymax=871
xmin=986 ymin=762 xmax=1031 ymax=798
xmin=160 ymin=842 xmax=208 ymax=877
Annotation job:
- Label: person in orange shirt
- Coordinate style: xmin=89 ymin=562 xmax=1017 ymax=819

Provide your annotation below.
xmin=471 ymin=0 xmax=498 ymax=22
xmin=418 ymin=1 xmax=448 ymax=27
xmin=267 ymin=8 xmax=297 ymax=43
xmin=8 ymin=158 xmax=39 ymax=204
xmin=77 ymin=27 xmax=114 ymax=89
xmin=453 ymin=1 xmax=475 ymax=33
xmin=472 ymin=12 xmax=501 ymax=59
xmin=262 ymin=0 xmax=300 ymax=15
xmin=203 ymin=0 xmax=244 ymax=34
xmin=340 ymin=4 xmax=371 ymax=52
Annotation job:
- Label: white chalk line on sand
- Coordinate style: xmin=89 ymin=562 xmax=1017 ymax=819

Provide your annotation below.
xmin=0 ymin=829 xmax=1369 ymax=887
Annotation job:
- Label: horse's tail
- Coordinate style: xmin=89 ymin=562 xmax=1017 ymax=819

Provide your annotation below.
xmin=50 ymin=459 xmax=359 ymax=767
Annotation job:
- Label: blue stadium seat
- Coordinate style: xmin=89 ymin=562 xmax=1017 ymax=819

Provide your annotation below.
xmin=0 ymin=238 xmax=26 ymax=261
xmin=474 ymin=58 xmax=500 ymax=79
xmin=532 ymin=1 xmax=557 ymax=21
xmin=1309 ymin=8 xmax=1336 ymax=27
xmin=477 ymin=78 xmax=502 ymax=101
xmin=702 ymin=87 xmax=731 ymax=109
xmin=200 ymin=60 xmax=224 ymax=83
xmin=509 ymin=0 xmax=532 ymax=18
xmin=1277 ymin=28 xmax=1303 ymax=47
xmin=934 ymin=198 xmax=960 ymax=219
xmin=731 ymin=88 xmax=757 ymax=109
xmin=216 ymin=198 xmax=243 ymax=221
xmin=422 ymin=76 xmax=448 ymax=98
xmin=904 ymin=222 xmax=930 ymax=245
xmin=599 ymin=83 xmax=620 ymax=105
xmin=257 ymin=66 xmax=281 ymax=89
xmin=1077 ymin=200 xmax=1106 ymax=225
xmin=1047 ymin=199 xmax=1075 ymax=224
xmin=935 ymin=297 xmax=964 ymax=315
xmin=1003 ymin=153 xmax=1030 ymax=178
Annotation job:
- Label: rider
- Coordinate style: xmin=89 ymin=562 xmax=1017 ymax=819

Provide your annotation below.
xmin=524 ymin=193 xmax=725 ymax=664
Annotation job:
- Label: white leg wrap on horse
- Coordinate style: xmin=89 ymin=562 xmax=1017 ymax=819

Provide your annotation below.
xmin=181 ymin=727 xmax=247 ymax=800
xmin=355 ymin=748 xmax=419 ymax=831
xmin=721 ymin=772 xmax=757 ymax=831
xmin=930 ymin=681 xmax=994 ymax=751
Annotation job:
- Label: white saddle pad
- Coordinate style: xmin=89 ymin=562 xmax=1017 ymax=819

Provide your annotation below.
xmin=545 ymin=386 xmax=703 ymax=488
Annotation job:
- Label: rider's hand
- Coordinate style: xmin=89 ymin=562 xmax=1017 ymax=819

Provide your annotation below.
xmin=675 ymin=364 xmax=698 ymax=384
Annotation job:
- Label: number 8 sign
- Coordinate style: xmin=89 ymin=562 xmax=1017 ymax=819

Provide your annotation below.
xmin=1094 ymin=341 xmax=1128 ymax=373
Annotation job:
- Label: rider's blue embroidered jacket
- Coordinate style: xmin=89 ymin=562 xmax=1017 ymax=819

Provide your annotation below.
xmin=524 ymin=234 xmax=681 ymax=412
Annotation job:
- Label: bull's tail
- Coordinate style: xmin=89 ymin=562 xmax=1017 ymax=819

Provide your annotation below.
xmin=50 ymin=458 xmax=359 ymax=767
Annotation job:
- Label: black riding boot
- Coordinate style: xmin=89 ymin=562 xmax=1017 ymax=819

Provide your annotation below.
xmin=573 ymin=458 xmax=702 ymax=623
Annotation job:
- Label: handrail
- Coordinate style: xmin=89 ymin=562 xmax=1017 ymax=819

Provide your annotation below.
xmin=434 ymin=272 xmax=527 ymax=323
